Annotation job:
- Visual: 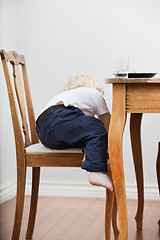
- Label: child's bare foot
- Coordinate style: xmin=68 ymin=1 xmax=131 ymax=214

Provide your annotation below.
xmin=89 ymin=172 xmax=113 ymax=191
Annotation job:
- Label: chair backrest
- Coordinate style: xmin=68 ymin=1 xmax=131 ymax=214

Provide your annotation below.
xmin=0 ymin=50 xmax=39 ymax=154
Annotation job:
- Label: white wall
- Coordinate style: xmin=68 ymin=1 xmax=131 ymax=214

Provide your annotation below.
xmin=0 ymin=0 xmax=17 ymax=203
xmin=0 ymin=0 xmax=160 ymax=203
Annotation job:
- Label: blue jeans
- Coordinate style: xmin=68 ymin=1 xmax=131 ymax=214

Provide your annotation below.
xmin=36 ymin=106 xmax=108 ymax=172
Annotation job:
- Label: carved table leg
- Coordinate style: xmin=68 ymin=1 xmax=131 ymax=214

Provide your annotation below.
xmin=109 ymin=84 xmax=127 ymax=240
xmin=112 ymin=195 xmax=119 ymax=240
xmin=105 ymin=189 xmax=114 ymax=240
xmin=130 ymin=113 xmax=144 ymax=230
xmin=156 ymin=142 xmax=160 ymax=229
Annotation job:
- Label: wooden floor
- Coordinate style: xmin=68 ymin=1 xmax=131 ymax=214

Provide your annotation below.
xmin=0 ymin=196 xmax=159 ymax=240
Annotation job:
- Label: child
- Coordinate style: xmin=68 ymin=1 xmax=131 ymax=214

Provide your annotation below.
xmin=36 ymin=73 xmax=113 ymax=191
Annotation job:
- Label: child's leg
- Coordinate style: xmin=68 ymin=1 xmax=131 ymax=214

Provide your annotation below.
xmin=82 ymin=154 xmax=113 ymax=191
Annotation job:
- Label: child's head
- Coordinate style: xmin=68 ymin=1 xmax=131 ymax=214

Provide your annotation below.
xmin=60 ymin=73 xmax=104 ymax=94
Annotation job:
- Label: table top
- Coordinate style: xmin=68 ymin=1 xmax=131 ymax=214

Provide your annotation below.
xmin=105 ymin=78 xmax=160 ymax=84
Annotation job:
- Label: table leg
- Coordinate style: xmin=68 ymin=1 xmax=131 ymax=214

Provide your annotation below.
xmin=105 ymin=189 xmax=114 ymax=240
xmin=156 ymin=142 xmax=160 ymax=194
xmin=112 ymin=195 xmax=119 ymax=240
xmin=130 ymin=113 xmax=144 ymax=230
xmin=109 ymin=84 xmax=127 ymax=240
xmin=156 ymin=142 xmax=160 ymax=229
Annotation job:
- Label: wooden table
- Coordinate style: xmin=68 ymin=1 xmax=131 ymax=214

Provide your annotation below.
xmin=105 ymin=78 xmax=160 ymax=240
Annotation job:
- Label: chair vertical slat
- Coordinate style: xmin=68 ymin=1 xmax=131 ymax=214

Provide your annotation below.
xmin=13 ymin=64 xmax=31 ymax=147
xmin=22 ymin=64 xmax=39 ymax=144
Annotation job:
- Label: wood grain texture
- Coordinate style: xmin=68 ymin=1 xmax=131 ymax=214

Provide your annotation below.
xmin=26 ymin=153 xmax=84 ymax=167
xmin=105 ymin=78 xmax=160 ymax=84
xmin=0 ymin=55 xmax=24 ymax=158
xmin=126 ymin=84 xmax=160 ymax=113
xmin=1 ymin=197 xmax=160 ymax=240
xmin=0 ymin=49 xmax=25 ymax=65
xmin=156 ymin=142 xmax=160 ymax=194
xmin=108 ymin=84 xmax=128 ymax=240
xmin=112 ymin=195 xmax=119 ymax=240
xmin=26 ymin=167 xmax=40 ymax=239
xmin=130 ymin=113 xmax=144 ymax=230
xmin=13 ymin=64 xmax=31 ymax=147
xmin=156 ymin=142 xmax=160 ymax=230
xmin=22 ymin=64 xmax=39 ymax=145
xmin=11 ymin=166 xmax=26 ymax=240
xmin=106 ymin=78 xmax=160 ymax=237
xmin=105 ymin=189 xmax=114 ymax=240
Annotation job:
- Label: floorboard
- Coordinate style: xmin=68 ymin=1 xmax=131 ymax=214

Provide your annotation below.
xmin=0 ymin=196 xmax=159 ymax=240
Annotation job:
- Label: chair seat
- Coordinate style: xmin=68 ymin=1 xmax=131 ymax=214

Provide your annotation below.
xmin=25 ymin=143 xmax=83 ymax=167
xmin=25 ymin=142 xmax=83 ymax=153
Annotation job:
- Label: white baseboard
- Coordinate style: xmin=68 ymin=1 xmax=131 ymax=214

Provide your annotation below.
xmin=26 ymin=181 xmax=160 ymax=200
xmin=26 ymin=181 xmax=107 ymax=198
xmin=0 ymin=181 xmax=159 ymax=205
xmin=126 ymin=184 xmax=159 ymax=200
xmin=0 ymin=181 xmax=16 ymax=205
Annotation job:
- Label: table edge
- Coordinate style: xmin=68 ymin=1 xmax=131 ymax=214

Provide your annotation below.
xmin=105 ymin=78 xmax=160 ymax=84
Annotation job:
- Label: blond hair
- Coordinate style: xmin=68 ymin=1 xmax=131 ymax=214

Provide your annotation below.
xmin=60 ymin=73 xmax=104 ymax=94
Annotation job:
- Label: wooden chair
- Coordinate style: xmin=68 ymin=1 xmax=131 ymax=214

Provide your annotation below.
xmin=0 ymin=50 xmax=116 ymax=240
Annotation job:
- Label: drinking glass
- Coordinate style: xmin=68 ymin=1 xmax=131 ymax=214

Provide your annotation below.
xmin=114 ymin=56 xmax=129 ymax=78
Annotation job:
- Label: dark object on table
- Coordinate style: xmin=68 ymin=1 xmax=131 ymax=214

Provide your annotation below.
xmin=128 ymin=73 xmax=157 ymax=78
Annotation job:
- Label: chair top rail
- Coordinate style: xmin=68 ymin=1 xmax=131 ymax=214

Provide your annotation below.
xmin=0 ymin=49 xmax=25 ymax=65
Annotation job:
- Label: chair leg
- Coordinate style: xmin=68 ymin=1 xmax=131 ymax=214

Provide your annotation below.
xmin=12 ymin=166 xmax=26 ymax=240
xmin=105 ymin=189 xmax=114 ymax=240
xmin=26 ymin=167 xmax=40 ymax=240
xmin=112 ymin=195 xmax=119 ymax=240
xmin=156 ymin=142 xmax=160 ymax=229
